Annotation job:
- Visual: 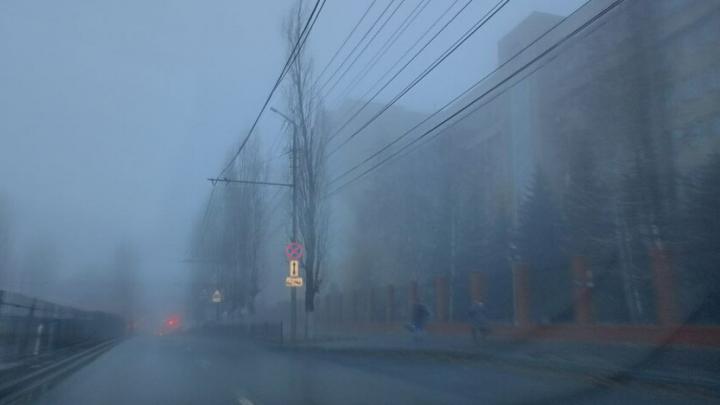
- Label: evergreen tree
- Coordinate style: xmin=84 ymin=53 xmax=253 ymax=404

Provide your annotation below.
xmin=563 ymin=140 xmax=626 ymax=322
xmin=682 ymin=153 xmax=720 ymax=323
xmin=481 ymin=205 xmax=514 ymax=322
xmin=516 ymin=169 xmax=571 ymax=323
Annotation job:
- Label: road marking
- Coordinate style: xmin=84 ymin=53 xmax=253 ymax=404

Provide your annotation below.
xmin=237 ymin=396 xmax=254 ymax=405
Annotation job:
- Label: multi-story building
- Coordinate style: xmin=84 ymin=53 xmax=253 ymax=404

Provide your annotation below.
xmin=442 ymin=0 xmax=720 ymax=322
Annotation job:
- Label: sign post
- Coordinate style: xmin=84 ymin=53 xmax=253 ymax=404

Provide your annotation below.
xmin=285 ymin=243 xmax=304 ymax=341
xmin=286 ymin=259 xmax=303 ymax=287
xmin=211 ymin=289 xmax=222 ymax=321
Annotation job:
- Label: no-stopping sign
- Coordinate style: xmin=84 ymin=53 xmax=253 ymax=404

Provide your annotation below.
xmin=285 ymin=242 xmax=304 ymax=261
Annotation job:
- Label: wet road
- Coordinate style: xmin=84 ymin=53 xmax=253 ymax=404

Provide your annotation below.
xmin=35 ymin=335 xmax=710 ymax=404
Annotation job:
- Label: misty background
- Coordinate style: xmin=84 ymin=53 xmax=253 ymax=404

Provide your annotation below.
xmin=1 ymin=0 xmax=590 ymax=321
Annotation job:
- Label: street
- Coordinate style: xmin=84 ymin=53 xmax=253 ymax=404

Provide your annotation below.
xmin=34 ymin=334 xmax=711 ymax=405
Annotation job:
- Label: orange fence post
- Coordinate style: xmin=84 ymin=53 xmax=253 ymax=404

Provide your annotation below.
xmin=512 ymin=262 xmax=531 ymax=327
xmin=571 ymin=256 xmax=593 ymax=325
xmin=650 ymin=247 xmax=680 ymax=326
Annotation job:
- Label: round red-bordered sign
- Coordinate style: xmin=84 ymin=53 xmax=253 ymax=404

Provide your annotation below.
xmin=285 ymin=242 xmax=304 ymax=261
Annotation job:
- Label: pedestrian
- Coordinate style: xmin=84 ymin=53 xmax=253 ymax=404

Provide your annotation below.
xmin=405 ymin=302 xmax=430 ymax=341
xmin=468 ymin=301 xmax=489 ymax=344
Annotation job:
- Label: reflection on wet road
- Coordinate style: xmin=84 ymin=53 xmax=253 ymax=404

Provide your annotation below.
xmin=35 ymin=335 xmax=709 ymax=404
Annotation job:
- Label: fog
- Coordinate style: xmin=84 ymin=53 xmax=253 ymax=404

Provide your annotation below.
xmin=0 ymin=0 xmax=584 ymax=321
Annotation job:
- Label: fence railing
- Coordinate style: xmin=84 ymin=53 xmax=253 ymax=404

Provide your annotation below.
xmin=0 ymin=289 xmax=126 ymax=362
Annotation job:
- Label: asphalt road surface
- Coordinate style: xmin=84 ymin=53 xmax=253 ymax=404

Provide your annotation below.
xmin=34 ymin=334 xmax=712 ymax=404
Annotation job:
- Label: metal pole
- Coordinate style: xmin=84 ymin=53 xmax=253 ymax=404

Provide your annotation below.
xmin=215 ymin=263 xmax=220 ymax=323
xmin=271 ymin=107 xmax=299 ymax=342
xmin=291 ymin=120 xmax=298 ymax=342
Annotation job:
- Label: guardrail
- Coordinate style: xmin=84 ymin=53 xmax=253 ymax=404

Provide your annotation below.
xmin=0 ymin=289 xmax=126 ymax=363
xmin=0 ymin=339 xmax=119 ymax=405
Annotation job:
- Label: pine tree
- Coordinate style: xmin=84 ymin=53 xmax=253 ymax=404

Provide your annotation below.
xmin=682 ymin=153 xmax=720 ymax=323
xmin=482 ymin=205 xmax=514 ymax=322
xmin=516 ymin=168 xmax=570 ymax=323
xmin=563 ymin=140 xmax=626 ymax=322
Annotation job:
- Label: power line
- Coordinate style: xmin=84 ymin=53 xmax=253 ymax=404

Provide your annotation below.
xmin=329 ymin=0 xmax=582 ymax=186
xmin=314 ymin=0 xmax=378 ymax=86
xmin=322 ymin=0 xmax=408 ymax=97
xmin=328 ymin=0 xmax=508 ymax=154
xmin=324 ymin=0 xmax=477 ymax=147
xmin=317 ymin=0 xmax=398 ymax=94
xmin=322 ymin=0 xmax=409 ymax=98
xmin=208 ymin=178 xmax=293 ymax=188
xmin=217 ymin=0 xmax=325 ymax=178
xmin=339 ymin=0 xmax=432 ymax=98
xmin=327 ymin=0 xmax=626 ymax=197
xmin=351 ymin=0 xmax=461 ymax=111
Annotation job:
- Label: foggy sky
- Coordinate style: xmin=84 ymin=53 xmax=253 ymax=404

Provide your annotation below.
xmin=0 ymin=0 xmax=583 ymax=312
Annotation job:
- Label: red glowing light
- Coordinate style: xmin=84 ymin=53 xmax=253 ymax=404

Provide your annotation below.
xmin=165 ymin=315 xmax=181 ymax=328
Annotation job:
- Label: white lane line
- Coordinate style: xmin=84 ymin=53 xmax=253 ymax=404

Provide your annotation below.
xmin=237 ymin=396 xmax=254 ymax=405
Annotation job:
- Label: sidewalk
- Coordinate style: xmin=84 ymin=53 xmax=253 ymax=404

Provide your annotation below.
xmin=284 ymin=332 xmax=720 ymax=395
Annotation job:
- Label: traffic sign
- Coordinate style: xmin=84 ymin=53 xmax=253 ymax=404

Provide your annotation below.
xmin=289 ymin=260 xmax=300 ymax=277
xmin=286 ymin=276 xmax=303 ymax=287
xmin=211 ymin=290 xmax=222 ymax=303
xmin=285 ymin=242 xmax=304 ymax=261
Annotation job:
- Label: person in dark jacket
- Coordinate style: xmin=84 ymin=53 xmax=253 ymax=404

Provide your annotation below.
xmin=468 ymin=301 xmax=489 ymax=343
xmin=405 ymin=302 xmax=430 ymax=340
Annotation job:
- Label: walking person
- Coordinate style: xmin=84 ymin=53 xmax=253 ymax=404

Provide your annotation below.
xmin=405 ymin=302 xmax=430 ymax=342
xmin=468 ymin=301 xmax=489 ymax=344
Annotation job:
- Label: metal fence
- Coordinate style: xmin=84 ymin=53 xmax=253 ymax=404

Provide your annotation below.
xmin=0 ymin=290 xmax=126 ymax=363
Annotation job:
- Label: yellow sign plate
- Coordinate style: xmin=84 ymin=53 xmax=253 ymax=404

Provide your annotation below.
xmin=289 ymin=260 xmax=300 ymax=277
xmin=285 ymin=276 xmax=303 ymax=287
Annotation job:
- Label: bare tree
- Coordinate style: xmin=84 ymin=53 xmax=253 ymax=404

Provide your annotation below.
xmin=188 ymin=138 xmax=269 ymax=320
xmin=221 ymin=139 xmax=268 ymax=315
xmin=283 ymin=0 xmax=330 ymax=337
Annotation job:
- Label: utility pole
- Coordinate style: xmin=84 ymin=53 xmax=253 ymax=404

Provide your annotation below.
xmin=272 ymin=107 xmax=299 ymax=343
xmin=291 ymin=111 xmax=298 ymax=343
